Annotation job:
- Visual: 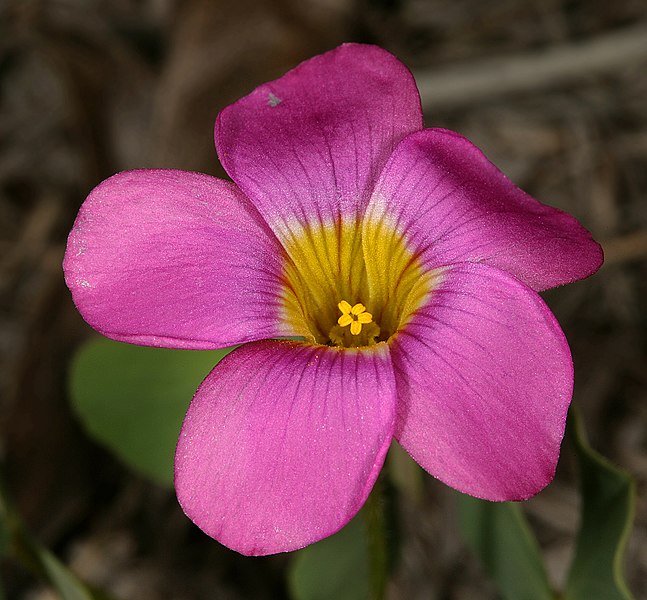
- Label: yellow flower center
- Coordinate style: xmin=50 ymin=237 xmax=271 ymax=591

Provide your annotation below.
xmin=337 ymin=301 xmax=372 ymax=334
xmin=279 ymin=217 xmax=438 ymax=349
xmin=328 ymin=300 xmax=380 ymax=347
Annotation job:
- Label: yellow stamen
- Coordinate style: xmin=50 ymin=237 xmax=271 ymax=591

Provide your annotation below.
xmin=338 ymin=300 xmax=352 ymax=314
xmin=336 ymin=299 xmax=373 ymax=336
xmin=351 ymin=303 xmax=365 ymax=315
xmin=338 ymin=314 xmax=353 ymax=327
xmin=357 ymin=311 xmax=373 ymax=324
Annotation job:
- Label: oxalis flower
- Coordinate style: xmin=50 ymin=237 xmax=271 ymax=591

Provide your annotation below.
xmin=64 ymin=44 xmax=603 ymax=556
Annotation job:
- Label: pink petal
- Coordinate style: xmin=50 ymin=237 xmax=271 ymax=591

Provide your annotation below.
xmin=390 ymin=263 xmax=573 ymax=501
xmin=64 ymin=170 xmax=299 ymax=349
xmin=175 ymin=340 xmax=396 ymax=555
xmin=367 ymin=128 xmax=603 ymax=291
xmin=215 ymin=44 xmax=422 ymax=238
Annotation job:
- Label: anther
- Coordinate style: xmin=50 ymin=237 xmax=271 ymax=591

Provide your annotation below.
xmin=337 ymin=300 xmax=373 ymax=335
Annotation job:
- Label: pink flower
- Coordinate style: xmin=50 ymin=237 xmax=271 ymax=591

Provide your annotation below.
xmin=63 ymin=44 xmax=603 ymax=556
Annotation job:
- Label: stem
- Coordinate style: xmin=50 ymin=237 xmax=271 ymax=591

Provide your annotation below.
xmin=364 ymin=477 xmax=388 ymax=600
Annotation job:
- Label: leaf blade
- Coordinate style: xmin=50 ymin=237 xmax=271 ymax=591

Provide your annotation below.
xmin=289 ymin=513 xmax=370 ymax=600
xmin=565 ymin=408 xmax=635 ymax=600
xmin=457 ymin=494 xmax=554 ymax=600
xmin=69 ymin=337 xmax=233 ymax=486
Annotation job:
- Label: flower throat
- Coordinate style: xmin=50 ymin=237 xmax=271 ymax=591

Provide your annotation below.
xmin=280 ymin=217 xmax=435 ymax=349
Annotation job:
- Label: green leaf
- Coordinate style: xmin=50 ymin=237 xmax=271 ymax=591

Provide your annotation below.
xmin=20 ymin=528 xmax=114 ymax=600
xmin=565 ymin=407 xmax=635 ymax=600
xmin=35 ymin=548 xmax=97 ymax=600
xmin=289 ymin=514 xmax=370 ymax=600
xmin=0 ymin=477 xmax=108 ymax=600
xmin=457 ymin=494 xmax=553 ymax=600
xmin=69 ymin=337 xmax=234 ymax=486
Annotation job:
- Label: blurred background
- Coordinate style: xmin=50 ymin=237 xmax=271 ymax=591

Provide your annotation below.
xmin=1 ymin=0 xmax=646 ymax=598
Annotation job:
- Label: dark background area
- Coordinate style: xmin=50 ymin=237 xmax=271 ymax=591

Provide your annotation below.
xmin=1 ymin=0 xmax=646 ymax=598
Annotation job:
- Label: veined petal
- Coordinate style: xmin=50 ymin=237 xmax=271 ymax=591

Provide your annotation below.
xmin=64 ymin=170 xmax=305 ymax=349
xmin=175 ymin=340 xmax=396 ymax=555
xmin=367 ymin=128 xmax=603 ymax=292
xmin=390 ymin=263 xmax=573 ymax=501
xmin=215 ymin=43 xmax=422 ymax=239
xmin=216 ymin=45 xmax=422 ymax=338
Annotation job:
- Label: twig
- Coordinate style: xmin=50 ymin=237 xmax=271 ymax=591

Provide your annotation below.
xmin=415 ymin=22 xmax=647 ymax=109
xmin=602 ymin=230 xmax=647 ymax=266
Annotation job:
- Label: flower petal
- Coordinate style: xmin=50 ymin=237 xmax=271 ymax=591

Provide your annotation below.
xmin=64 ymin=170 xmax=302 ymax=349
xmin=367 ymin=128 xmax=603 ymax=291
xmin=390 ymin=263 xmax=573 ymax=501
xmin=215 ymin=43 xmax=422 ymax=237
xmin=175 ymin=340 xmax=396 ymax=555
